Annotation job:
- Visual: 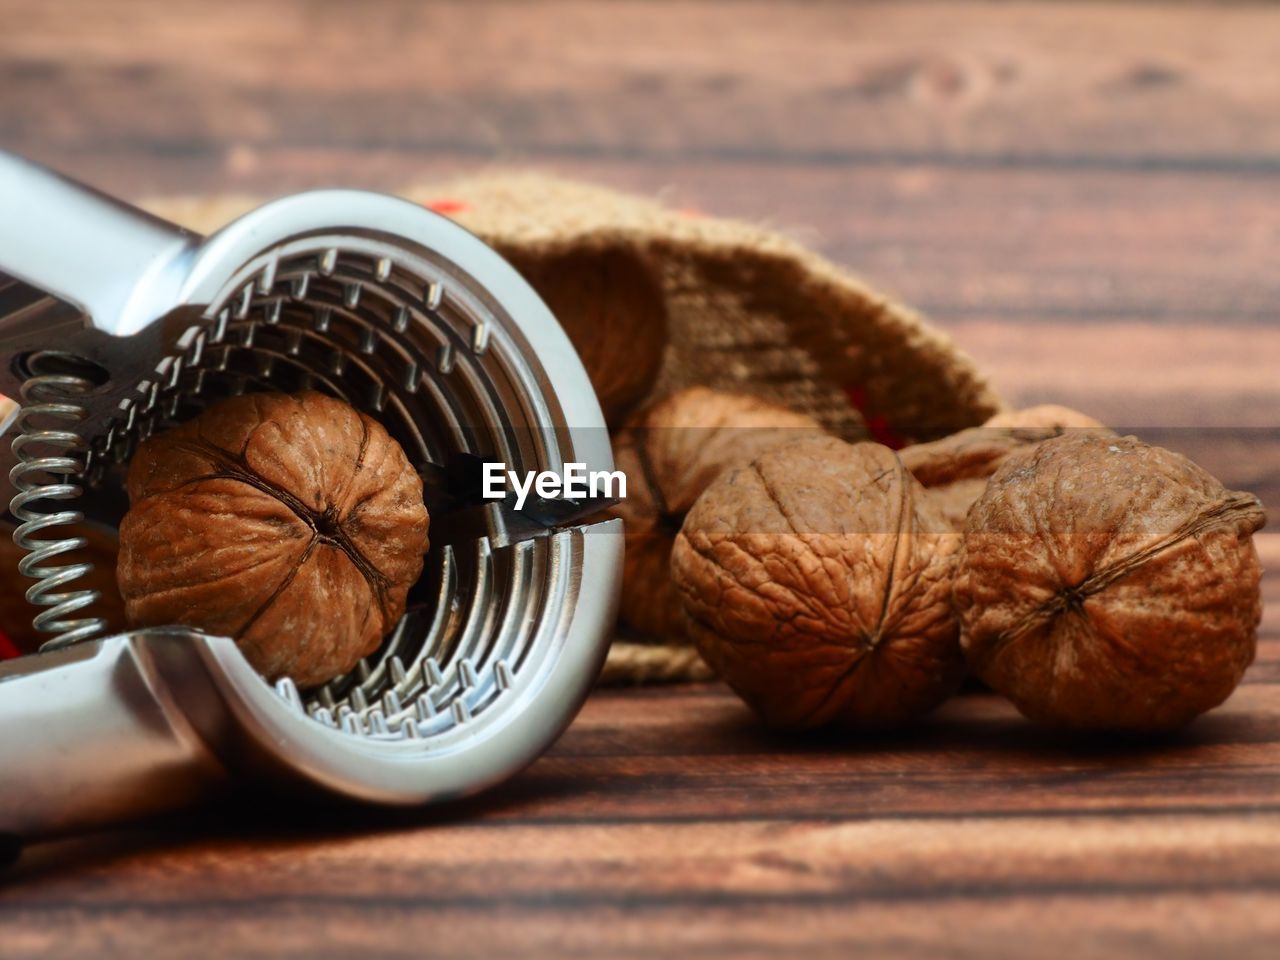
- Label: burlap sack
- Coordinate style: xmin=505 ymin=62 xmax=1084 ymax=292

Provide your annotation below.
xmin=145 ymin=173 xmax=1004 ymax=684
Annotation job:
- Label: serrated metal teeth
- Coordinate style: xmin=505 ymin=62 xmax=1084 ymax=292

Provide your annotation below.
xmin=460 ymin=659 xmax=478 ymax=689
xmin=495 ymin=660 xmax=513 ymax=691
xmin=188 ymin=330 xmax=207 ymax=366
xmin=471 ymin=322 xmax=490 ymax=354
xmin=437 ymin=343 xmax=454 ymax=374
xmin=212 ymin=309 xmax=230 ymax=342
xmin=275 ymin=677 xmax=303 ymax=710
xmin=257 ymin=257 xmax=278 ymax=294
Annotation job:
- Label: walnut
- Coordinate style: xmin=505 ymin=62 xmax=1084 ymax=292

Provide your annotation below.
xmin=118 ymin=391 xmax=430 ymax=688
xmin=955 ymin=432 xmax=1266 ymax=730
xmin=509 ymin=248 xmax=668 ymax=426
xmin=921 ymin=477 xmax=991 ymax=533
xmin=984 ymin=404 xmax=1106 ymax=431
xmin=612 ymin=387 xmax=826 ymax=642
xmin=901 ymin=404 xmax=1109 ymax=530
xmin=0 ymin=523 xmax=126 ymax=656
xmin=672 ymin=436 xmax=963 ymax=730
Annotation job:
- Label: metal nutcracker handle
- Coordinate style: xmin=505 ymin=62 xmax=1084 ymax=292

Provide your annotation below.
xmin=0 ymin=151 xmax=623 ymax=844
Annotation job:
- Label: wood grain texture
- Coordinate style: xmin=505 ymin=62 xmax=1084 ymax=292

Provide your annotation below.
xmin=0 ymin=538 xmax=1276 ymax=958
xmin=8 ymin=0 xmax=1280 ymax=181
xmin=1 ymin=1 xmax=1278 ymax=957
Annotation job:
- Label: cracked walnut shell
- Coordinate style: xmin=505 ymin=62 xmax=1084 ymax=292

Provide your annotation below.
xmin=672 ymin=436 xmax=963 ymax=730
xmin=118 ymin=391 xmax=430 ymax=688
xmin=955 ymin=432 xmax=1266 ymax=731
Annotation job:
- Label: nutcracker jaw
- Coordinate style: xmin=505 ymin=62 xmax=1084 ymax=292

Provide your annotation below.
xmin=0 ymin=152 xmax=624 ymax=846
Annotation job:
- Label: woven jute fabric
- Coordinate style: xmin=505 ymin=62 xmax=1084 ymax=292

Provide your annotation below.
xmin=144 ymin=172 xmax=1004 ymax=684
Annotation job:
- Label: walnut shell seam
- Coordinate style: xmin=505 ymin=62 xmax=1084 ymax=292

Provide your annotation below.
xmin=157 ymin=435 xmax=398 ymax=630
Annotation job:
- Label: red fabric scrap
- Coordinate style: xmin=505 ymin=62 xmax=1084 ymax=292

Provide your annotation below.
xmin=425 ymin=198 xmax=471 ymax=216
xmin=845 ymin=385 xmax=907 ymax=450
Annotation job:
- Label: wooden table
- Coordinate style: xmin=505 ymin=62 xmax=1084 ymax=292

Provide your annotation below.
xmin=2 ymin=3 xmax=1278 ymax=956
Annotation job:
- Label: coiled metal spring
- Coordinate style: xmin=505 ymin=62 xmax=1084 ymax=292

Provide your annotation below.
xmin=7 ymin=350 xmax=104 ymax=650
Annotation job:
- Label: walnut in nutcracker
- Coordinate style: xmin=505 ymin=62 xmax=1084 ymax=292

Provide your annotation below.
xmin=955 ymin=432 xmax=1266 ymax=731
xmin=118 ymin=391 xmax=430 ymax=688
xmin=612 ymin=387 xmax=827 ymax=643
xmin=672 ymin=436 xmax=964 ymax=730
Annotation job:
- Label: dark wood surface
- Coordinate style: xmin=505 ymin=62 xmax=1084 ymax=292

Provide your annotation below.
xmin=2 ymin=2 xmax=1279 ymax=957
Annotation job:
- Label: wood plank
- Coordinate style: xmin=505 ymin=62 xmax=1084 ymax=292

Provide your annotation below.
xmin=7 ymin=0 xmax=1280 ymax=187
xmin=11 ymin=814 xmax=1280 ymax=906
xmin=943 ymin=321 xmax=1280 ymax=424
xmin=4 ymin=892 xmax=1280 ymax=960
xmin=647 ymin=164 xmax=1280 ymax=328
xmin=136 ymin=162 xmax=1280 ymax=331
xmin=1 ymin=569 xmax=1276 ymax=957
xmin=2 ymin=629 xmax=1277 ymax=838
xmin=5 ymin=697 xmax=1280 ymax=959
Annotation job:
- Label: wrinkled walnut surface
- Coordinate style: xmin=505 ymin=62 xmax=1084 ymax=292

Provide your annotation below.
xmin=612 ymin=387 xmax=826 ymax=642
xmin=118 ymin=391 xmax=430 ymax=688
xmin=921 ymin=477 xmax=991 ymax=534
xmin=984 ymin=404 xmax=1106 ymax=431
xmin=955 ymin=432 xmax=1266 ymax=731
xmin=900 ymin=422 xmax=1106 ymax=489
xmin=899 ymin=405 xmax=1109 ymax=531
xmin=672 ymin=436 xmax=963 ymax=730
